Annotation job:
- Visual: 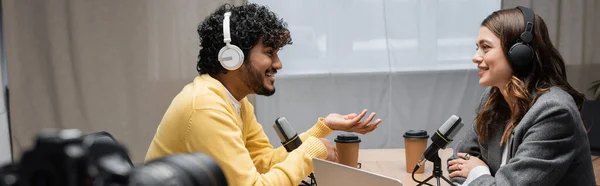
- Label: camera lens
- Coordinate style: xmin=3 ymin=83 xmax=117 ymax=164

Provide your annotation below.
xmin=128 ymin=153 xmax=227 ymax=186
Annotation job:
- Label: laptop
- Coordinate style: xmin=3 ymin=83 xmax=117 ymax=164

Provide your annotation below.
xmin=312 ymin=158 xmax=403 ymax=186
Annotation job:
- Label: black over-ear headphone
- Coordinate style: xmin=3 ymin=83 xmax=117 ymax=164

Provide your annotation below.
xmin=508 ymin=6 xmax=535 ymax=76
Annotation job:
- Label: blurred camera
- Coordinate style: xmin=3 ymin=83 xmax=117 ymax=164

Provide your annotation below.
xmin=0 ymin=129 xmax=227 ymax=186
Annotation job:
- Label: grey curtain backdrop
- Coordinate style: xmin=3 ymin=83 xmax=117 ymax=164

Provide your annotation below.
xmin=0 ymin=2 xmax=8 ymax=164
xmin=1 ymin=0 xmax=598 ymax=165
xmin=2 ymin=0 xmax=245 ymax=164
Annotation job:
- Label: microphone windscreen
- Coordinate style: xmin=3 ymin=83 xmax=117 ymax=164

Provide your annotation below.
xmin=273 ymin=117 xmax=296 ymax=142
xmin=438 ymin=115 xmax=461 ymax=135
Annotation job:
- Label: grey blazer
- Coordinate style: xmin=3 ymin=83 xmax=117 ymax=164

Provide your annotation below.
xmin=449 ymin=87 xmax=596 ymax=186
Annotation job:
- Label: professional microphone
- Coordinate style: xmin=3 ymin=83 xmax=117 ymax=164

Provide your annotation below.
xmin=273 ymin=117 xmax=318 ymax=186
xmin=273 ymin=117 xmax=302 ymax=152
xmin=416 ymin=115 xmax=464 ymax=167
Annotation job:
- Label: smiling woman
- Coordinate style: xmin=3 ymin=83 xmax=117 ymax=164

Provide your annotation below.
xmin=448 ymin=6 xmax=596 ymax=186
xmin=473 ymin=30 xmax=513 ymax=89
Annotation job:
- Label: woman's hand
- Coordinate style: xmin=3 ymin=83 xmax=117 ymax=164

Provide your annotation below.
xmin=448 ymin=153 xmax=488 ymax=178
xmin=323 ymin=109 xmax=382 ymax=134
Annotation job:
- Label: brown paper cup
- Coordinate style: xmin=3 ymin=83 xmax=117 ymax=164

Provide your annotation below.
xmin=403 ymin=130 xmax=429 ymax=173
xmin=335 ymin=133 xmax=361 ymax=168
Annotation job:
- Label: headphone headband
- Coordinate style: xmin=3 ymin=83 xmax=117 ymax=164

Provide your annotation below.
xmin=223 ymin=12 xmax=232 ymax=44
xmin=516 ymin=6 xmax=534 ymax=43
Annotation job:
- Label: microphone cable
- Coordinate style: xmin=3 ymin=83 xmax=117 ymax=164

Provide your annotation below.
xmin=411 ymin=163 xmax=433 ymax=186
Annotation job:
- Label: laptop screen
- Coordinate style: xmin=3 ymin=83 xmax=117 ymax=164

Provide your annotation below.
xmin=312 ymin=158 xmax=403 ymax=186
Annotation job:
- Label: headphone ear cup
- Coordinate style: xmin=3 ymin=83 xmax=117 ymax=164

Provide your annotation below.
xmin=508 ymin=42 xmax=534 ymax=70
xmin=218 ymin=44 xmax=244 ymax=71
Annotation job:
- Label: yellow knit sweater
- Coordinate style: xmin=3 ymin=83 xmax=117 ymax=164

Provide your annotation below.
xmin=145 ymin=74 xmax=332 ymax=186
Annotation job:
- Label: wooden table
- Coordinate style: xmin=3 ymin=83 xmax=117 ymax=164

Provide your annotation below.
xmin=593 ymin=156 xmax=600 ymax=186
xmin=358 ymin=148 xmax=454 ymax=186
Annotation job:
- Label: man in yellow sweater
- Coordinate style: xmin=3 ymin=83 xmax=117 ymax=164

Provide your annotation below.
xmin=145 ymin=3 xmax=382 ymax=186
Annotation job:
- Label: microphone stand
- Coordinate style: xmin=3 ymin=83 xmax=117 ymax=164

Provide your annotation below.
xmin=417 ymin=151 xmax=454 ymax=186
xmin=299 ymin=173 xmax=317 ymax=186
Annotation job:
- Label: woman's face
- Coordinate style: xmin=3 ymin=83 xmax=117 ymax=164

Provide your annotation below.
xmin=473 ymin=26 xmax=513 ymax=88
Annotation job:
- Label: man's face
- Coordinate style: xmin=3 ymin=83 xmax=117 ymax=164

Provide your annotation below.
xmin=242 ymin=40 xmax=282 ymax=96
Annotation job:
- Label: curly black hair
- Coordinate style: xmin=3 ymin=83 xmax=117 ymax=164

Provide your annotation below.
xmin=196 ymin=3 xmax=292 ymax=75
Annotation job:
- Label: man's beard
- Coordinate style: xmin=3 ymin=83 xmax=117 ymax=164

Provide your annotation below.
xmin=244 ymin=63 xmax=276 ymax=96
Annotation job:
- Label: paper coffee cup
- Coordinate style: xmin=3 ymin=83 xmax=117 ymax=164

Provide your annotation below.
xmin=335 ymin=133 xmax=361 ymax=168
xmin=403 ymin=130 xmax=428 ymax=173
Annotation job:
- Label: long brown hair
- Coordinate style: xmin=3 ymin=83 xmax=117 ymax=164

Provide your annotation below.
xmin=475 ymin=7 xmax=586 ymax=145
